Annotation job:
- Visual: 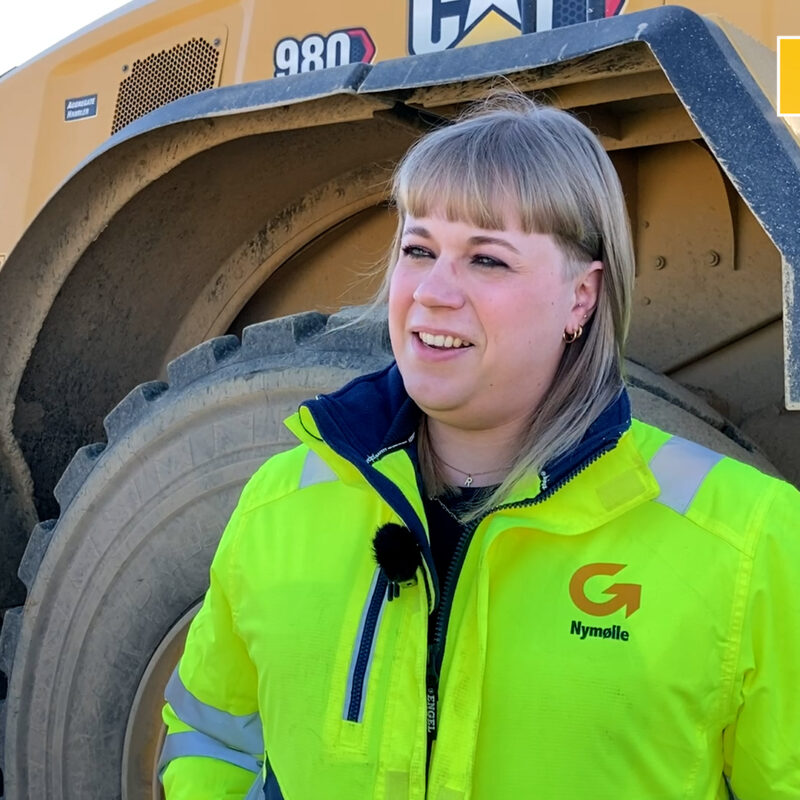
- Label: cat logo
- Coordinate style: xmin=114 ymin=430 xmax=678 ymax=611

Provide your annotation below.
xmin=569 ymin=563 xmax=641 ymax=618
xmin=408 ymin=0 xmax=625 ymax=55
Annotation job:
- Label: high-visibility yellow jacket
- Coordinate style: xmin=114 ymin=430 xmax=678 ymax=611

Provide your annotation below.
xmin=161 ymin=365 xmax=800 ymax=800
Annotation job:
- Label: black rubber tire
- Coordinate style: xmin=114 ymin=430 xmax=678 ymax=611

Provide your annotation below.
xmin=0 ymin=307 xmax=770 ymax=800
xmin=0 ymin=309 xmax=393 ymax=800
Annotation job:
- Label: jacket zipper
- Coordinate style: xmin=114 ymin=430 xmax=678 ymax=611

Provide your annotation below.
xmin=425 ymin=516 xmax=477 ymax=756
xmin=424 ymin=442 xmax=617 ymax=766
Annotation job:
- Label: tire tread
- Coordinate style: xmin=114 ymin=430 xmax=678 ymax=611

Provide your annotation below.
xmin=166 ymin=335 xmax=241 ymax=391
xmin=52 ymin=443 xmax=107 ymax=511
xmin=17 ymin=521 xmax=57 ymax=593
xmin=0 ymin=309 xmax=388 ymax=791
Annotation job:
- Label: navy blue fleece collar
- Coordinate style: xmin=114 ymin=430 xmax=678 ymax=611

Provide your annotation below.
xmin=299 ymin=363 xmax=418 ymax=469
xmin=301 ymin=362 xmax=631 ymax=491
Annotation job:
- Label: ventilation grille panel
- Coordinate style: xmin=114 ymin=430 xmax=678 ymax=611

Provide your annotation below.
xmin=112 ymin=37 xmax=221 ymax=135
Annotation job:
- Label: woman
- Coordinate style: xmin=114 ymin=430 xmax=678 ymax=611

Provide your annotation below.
xmin=159 ymin=96 xmax=800 ymax=799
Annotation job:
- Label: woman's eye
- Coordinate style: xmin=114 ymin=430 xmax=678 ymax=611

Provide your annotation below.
xmin=401 ymin=244 xmax=433 ymax=259
xmin=472 ymin=254 xmax=507 ymax=268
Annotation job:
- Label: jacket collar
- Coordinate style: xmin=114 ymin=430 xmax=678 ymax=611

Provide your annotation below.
xmin=300 ymin=363 xmax=419 ymax=465
xmin=298 ymin=362 xmax=633 ymax=502
xmin=539 ymin=387 xmax=632 ymax=494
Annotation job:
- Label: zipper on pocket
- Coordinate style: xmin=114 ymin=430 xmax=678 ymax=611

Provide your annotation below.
xmin=343 ymin=568 xmax=389 ymax=722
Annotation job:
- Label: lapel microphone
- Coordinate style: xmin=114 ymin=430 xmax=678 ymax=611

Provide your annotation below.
xmin=372 ymin=523 xmax=422 ymax=600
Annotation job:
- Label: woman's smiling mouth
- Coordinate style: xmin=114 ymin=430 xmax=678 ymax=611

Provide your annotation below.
xmin=416 ymin=331 xmax=473 ymax=349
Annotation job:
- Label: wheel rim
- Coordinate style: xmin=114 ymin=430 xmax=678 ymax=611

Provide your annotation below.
xmin=121 ymin=603 xmax=200 ymax=800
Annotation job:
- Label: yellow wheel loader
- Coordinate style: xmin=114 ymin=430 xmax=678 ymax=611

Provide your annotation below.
xmin=0 ymin=1 xmax=799 ymax=796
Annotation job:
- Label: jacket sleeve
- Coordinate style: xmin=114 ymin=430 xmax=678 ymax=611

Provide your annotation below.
xmin=159 ymin=504 xmax=263 ymax=799
xmin=724 ymin=478 xmax=800 ymax=799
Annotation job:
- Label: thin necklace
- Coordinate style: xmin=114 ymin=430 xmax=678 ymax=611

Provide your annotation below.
xmin=434 ymin=453 xmax=510 ymax=487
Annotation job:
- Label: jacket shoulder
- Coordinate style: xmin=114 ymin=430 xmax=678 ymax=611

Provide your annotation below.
xmin=235 ymin=444 xmax=312 ymax=516
xmin=631 ymin=418 xmax=797 ymax=555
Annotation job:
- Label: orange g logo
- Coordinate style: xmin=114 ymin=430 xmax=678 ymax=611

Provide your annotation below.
xmin=569 ymin=563 xmax=641 ymax=618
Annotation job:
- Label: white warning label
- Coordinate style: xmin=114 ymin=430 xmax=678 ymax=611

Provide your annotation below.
xmin=65 ymin=94 xmax=98 ymax=122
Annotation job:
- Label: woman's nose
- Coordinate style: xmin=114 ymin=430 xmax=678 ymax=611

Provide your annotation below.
xmin=412 ymin=258 xmax=464 ymax=308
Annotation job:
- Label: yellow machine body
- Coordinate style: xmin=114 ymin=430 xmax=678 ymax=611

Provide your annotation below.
xmin=1 ymin=0 xmax=798 ymax=263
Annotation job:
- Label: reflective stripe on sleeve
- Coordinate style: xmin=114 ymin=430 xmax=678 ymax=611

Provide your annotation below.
xmin=299 ymin=449 xmax=338 ymax=488
xmin=649 ymin=436 xmax=723 ymax=514
xmin=164 ymin=667 xmax=263 ymax=753
xmin=158 ymin=730 xmax=262 ymax=777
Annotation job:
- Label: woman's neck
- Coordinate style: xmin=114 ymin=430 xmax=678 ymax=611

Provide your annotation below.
xmin=425 ymin=416 xmax=523 ymax=488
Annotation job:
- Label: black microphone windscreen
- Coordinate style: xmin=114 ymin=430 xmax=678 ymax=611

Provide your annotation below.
xmin=372 ymin=523 xmax=420 ymax=583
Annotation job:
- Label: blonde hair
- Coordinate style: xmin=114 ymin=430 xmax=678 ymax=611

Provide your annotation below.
xmin=380 ymin=94 xmax=635 ymax=517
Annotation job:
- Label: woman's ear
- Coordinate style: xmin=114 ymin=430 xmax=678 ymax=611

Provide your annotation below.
xmin=570 ymin=260 xmax=603 ymax=325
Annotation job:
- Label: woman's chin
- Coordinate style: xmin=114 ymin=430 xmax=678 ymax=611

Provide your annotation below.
xmin=405 ymin=383 xmax=467 ymax=416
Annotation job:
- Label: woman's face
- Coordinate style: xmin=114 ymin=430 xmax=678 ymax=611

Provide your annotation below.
xmin=388 ymin=211 xmax=601 ymax=435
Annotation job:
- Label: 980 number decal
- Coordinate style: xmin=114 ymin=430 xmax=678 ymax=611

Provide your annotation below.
xmin=273 ymin=28 xmax=376 ymax=77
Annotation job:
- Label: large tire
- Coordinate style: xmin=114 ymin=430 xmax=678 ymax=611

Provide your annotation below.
xmin=0 ymin=309 xmax=771 ymax=799
xmin=0 ymin=309 xmax=393 ymax=800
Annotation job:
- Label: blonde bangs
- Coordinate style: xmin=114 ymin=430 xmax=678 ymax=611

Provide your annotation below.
xmin=395 ymin=142 xmax=521 ymax=233
xmin=392 ymin=110 xmax=603 ymax=265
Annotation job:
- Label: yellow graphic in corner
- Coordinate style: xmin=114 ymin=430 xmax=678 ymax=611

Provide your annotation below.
xmin=778 ymin=37 xmax=800 ymax=116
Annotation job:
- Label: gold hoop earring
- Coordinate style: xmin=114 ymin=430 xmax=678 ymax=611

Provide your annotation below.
xmin=563 ymin=325 xmax=583 ymax=344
